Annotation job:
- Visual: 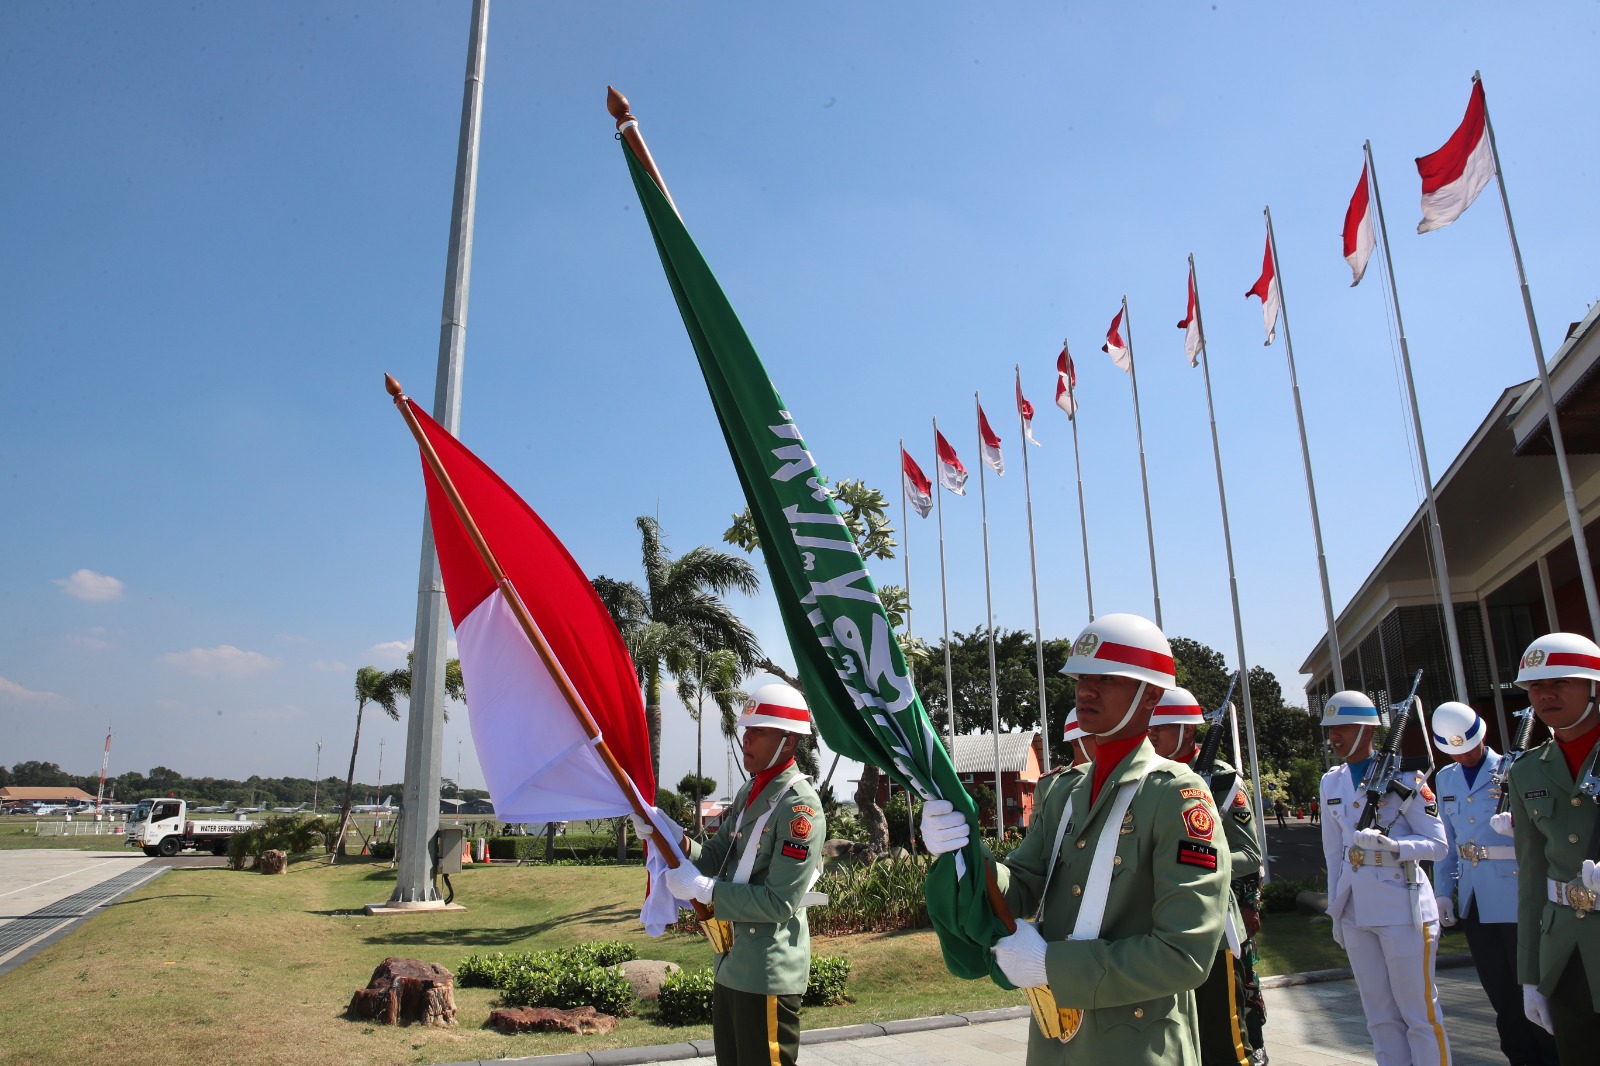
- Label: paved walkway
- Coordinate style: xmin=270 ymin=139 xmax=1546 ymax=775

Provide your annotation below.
xmin=454 ymin=963 xmax=1502 ymax=1066
xmin=0 ymin=849 xmax=164 ymax=976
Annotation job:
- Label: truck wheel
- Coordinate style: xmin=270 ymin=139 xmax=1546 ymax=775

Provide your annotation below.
xmin=143 ymin=846 xmax=161 ymax=858
xmin=157 ymin=836 xmax=180 ymax=857
xmin=211 ymin=841 xmax=229 ymax=857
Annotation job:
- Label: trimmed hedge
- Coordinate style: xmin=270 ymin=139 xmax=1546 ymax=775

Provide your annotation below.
xmin=803 ymin=955 xmax=852 ymax=1006
xmin=486 ymin=833 xmax=643 ymax=862
xmin=457 ymin=942 xmax=641 ymax=1017
xmin=655 ymin=956 xmax=851 ymax=1026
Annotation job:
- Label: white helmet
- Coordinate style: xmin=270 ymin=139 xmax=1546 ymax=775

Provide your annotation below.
xmin=1150 ymin=687 xmax=1205 ymax=727
xmin=1061 ymin=613 xmax=1176 ymax=688
xmin=1062 ymin=711 xmax=1086 ymax=743
xmin=1514 ymin=632 xmax=1600 ymax=688
xmin=736 ymin=683 xmax=812 ymax=735
xmin=1320 ymin=690 xmax=1383 ymax=728
xmin=1430 ymin=702 xmax=1484 ymax=755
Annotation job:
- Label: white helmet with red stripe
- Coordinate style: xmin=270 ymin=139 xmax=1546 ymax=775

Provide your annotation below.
xmin=736 ymin=682 xmax=812 ymax=735
xmin=1150 ymin=687 xmax=1205 ymax=726
xmin=1514 ymin=632 xmax=1600 ymax=688
xmin=1060 ymin=613 xmax=1176 ymax=688
xmin=1062 ymin=711 xmax=1085 ymax=742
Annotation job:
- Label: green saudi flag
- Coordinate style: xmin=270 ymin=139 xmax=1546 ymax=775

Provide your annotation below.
xmin=621 ymin=140 xmax=1005 ymax=979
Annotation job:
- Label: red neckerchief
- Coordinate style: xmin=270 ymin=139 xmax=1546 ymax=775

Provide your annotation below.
xmin=1556 ymin=720 xmax=1600 ymax=783
xmin=1177 ymin=742 xmax=1198 ymax=764
xmin=1090 ymin=732 xmax=1147 ymax=805
xmin=745 ymin=756 xmax=796 ymax=810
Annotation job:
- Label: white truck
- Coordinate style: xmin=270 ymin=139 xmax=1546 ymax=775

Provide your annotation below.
xmin=125 ymin=798 xmax=260 ymax=857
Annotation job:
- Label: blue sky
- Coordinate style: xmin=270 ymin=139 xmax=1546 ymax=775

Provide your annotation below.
xmin=2 ymin=2 xmax=1596 ymax=799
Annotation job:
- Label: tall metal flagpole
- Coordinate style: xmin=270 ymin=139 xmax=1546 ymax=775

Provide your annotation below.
xmin=1064 ymin=345 xmax=1096 ymax=620
xmin=1016 ymin=367 xmax=1051 ymax=774
xmin=1476 ymin=72 xmax=1600 ymax=637
xmin=1122 ymin=297 xmax=1164 ymax=629
xmin=976 ymin=393 xmax=1004 ymax=836
xmin=899 ymin=440 xmax=913 ymax=642
xmin=390 ymin=0 xmax=489 ymax=907
xmin=1188 ymin=255 xmax=1272 ymax=879
xmin=1266 ymin=208 xmax=1347 ymax=694
xmin=934 ymin=419 xmax=957 ymax=753
xmin=1366 ymin=142 xmax=1470 ymax=701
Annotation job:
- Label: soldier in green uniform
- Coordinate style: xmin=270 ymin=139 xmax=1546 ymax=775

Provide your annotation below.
xmin=1149 ymin=688 xmax=1265 ymax=1066
xmin=646 ymin=683 xmax=826 ymax=1066
xmin=921 ymin=613 xmax=1231 ymax=1066
xmin=1503 ymin=632 xmax=1600 ymax=1063
xmin=1031 ymin=711 xmax=1093 ymax=828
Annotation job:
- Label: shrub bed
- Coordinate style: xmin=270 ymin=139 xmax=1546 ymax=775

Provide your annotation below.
xmin=655 ymin=956 xmax=851 ymax=1026
xmin=486 ymin=833 xmax=643 ymax=862
xmin=225 ymin=814 xmax=329 ymax=869
xmin=457 ymin=942 xmax=641 ymax=1017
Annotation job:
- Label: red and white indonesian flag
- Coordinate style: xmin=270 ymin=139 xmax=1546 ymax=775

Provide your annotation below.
xmin=977 ymin=403 xmax=1004 ymax=475
xmin=1343 ymin=163 xmax=1376 ymax=286
xmin=1015 ymin=369 xmax=1040 ymax=446
xmin=1102 ymin=308 xmax=1132 ymax=372
xmin=1245 ymin=233 xmax=1281 ymax=346
xmin=902 ymin=446 xmax=933 ymax=518
xmin=1055 ymin=346 xmax=1078 ymax=420
xmin=934 ymin=429 xmax=968 ymax=495
xmin=1416 ymin=80 xmax=1495 ymax=234
xmin=403 ymin=400 xmax=657 ymax=824
xmin=1177 ymin=266 xmax=1203 ymax=367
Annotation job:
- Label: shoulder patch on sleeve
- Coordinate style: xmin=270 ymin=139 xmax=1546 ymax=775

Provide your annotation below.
xmin=789 ymin=814 xmax=813 ymax=840
xmin=1418 ymin=783 xmax=1435 ymax=803
xmin=792 ymin=803 xmax=817 ymax=817
xmin=1183 ymin=803 xmax=1216 ymax=842
xmin=780 ymin=840 xmax=809 ymax=860
xmin=1180 ymin=787 xmax=1208 ymax=801
xmin=1177 ymin=840 xmax=1218 ymax=870
xmin=1233 ymin=790 xmax=1249 ymax=808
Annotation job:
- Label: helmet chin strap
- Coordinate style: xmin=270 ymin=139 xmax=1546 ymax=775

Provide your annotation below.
xmin=764 ymin=737 xmax=791 ymax=770
xmin=1091 ymin=680 xmax=1147 ymax=738
xmin=1568 ymin=680 xmax=1598 ymax=732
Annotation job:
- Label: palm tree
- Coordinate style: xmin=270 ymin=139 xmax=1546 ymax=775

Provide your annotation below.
xmin=333 ymin=666 xmax=406 ymax=859
xmin=592 ymin=516 xmax=763 ymax=784
xmin=677 ymin=649 xmax=746 ymax=838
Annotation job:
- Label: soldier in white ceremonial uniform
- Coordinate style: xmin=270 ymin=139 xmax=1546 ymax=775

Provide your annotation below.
xmin=1318 ymin=690 xmax=1452 ymax=1066
xmin=1431 ymin=702 xmax=1559 ymax=1066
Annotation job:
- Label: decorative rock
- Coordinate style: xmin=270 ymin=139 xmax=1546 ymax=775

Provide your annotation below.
xmin=258 ymin=850 xmax=287 ymax=875
xmin=348 ymin=957 xmax=457 ymax=1027
xmin=616 ymin=959 xmax=679 ymax=1001
xmin=821 ymin=839 xmax=873 ymax=863
xmin=489 ymin=1006 xmax=618 ymax=1035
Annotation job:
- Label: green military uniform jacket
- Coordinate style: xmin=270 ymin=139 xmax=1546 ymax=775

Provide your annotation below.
xmin=998 ymin=739 xmax=1231 ymax=1066
xmin=1209 ymin=758 xmax=1263 ymax=947
xmin=687 ymin=764 xmax=825 ymax=997
xmin=1031 ymin=765 xmax=1086 ymax=830
xmin=1508 ymin=736 xmax=1600 ymax=1007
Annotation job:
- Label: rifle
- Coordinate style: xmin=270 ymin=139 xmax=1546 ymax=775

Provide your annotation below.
xmin=1493 ymin=707 xmax=1537 ymax=815
xmin=1356 ymin=670 xmax=1424 ymax=832
xmin=1192 ymin=671 xmax=1239 ymax=786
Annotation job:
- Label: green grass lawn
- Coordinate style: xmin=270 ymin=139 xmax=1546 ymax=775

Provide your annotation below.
xmin=0 ymin=853 xmax=1467 ymax=1066
xmin=0 ymin=819 xmax=133 ymax=850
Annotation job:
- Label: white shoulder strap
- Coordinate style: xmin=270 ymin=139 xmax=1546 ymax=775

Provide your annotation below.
xmin=1070 ymin=769 xmax=1151 ymax=940
xmin=730 ymin=780 xmax=797 ymax=885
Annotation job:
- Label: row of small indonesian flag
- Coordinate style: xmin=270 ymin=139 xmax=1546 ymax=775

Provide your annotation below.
xmin=902 ymin=74 xmax=1500 ymax=510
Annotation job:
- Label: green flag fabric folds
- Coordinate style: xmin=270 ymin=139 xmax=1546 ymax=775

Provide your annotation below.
xmin=620 ymin=141 xmax=1006 ymax=979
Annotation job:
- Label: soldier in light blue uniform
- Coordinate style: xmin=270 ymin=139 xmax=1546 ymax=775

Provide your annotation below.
xmin=1431 ymin=701 xmax=1558 ymax=1066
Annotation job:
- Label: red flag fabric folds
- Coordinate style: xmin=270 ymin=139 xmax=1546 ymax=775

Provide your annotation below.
xmin=405 ymin=399 xmax=655 ymax=822
xmin=1343 ymin=163 xmax=1376 ymax=286
xmin=1055 ymin=347 xmax=1078 ymax=420
xmin=902 ymin=446 xmax=933 ymax=519
xmin=1245 ymin=234 xmax=1281 ymax=346
xmin=935 ymin=429 xmax=968 ymax=496
xmin=977 ymin=404 xmax=1004 ymax=476
xmin=1177 ymin=267 xmax=1203 ymax=367
xmin=1102 ymin=308 xmax=1132 ymax=372
xmin=1415 ymin=79 xmax=1495 ymax=234
xmin=1015 ymin=369 xmax=1040 ymax=446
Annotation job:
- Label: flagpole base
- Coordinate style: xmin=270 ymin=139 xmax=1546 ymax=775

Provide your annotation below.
xmin=363 ymin=900 xmax=467 ymax=916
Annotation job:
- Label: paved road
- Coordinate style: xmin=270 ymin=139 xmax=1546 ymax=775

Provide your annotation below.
xmin=0 ymin=849 xmax=166 ymax=976
xmin=1263 ymin=819 xmax=1326 ymax=883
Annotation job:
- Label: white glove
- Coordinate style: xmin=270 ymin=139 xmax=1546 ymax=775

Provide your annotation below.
xmin=1490 ymin=811 xmax=1514 ymax=837
xmin=1523 ymin=984 xmax=1554 ymax=1035
xmin=1435 ymin=896 xmax=1457 ymax=927
xmin=1583 ymin=859 xmax=1600 ymax=894
xmin=991 ymin=919 xmax=1050 ymax=988
xmin=1353 ymin=827 xmax=1396 ymax=850
xmin=629 ymin=813 xmax=656 ymax=839
xmin=664 ymin=862 xmax=716 ymax=904
xmin=631 ymin=807 xmax=684 ymax=847
xmin=920 ymin=799 xmax=971 ymax=856
xmin=1331 ymin=918 xmax=1345 ymax=948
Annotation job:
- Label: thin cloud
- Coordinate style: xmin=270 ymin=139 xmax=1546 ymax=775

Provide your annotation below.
xmin=309 ymin=660 xmax=349 ymax=673
xmin=55 ymin=569 xmax=125 ymax=601
xmin=0 ymin=675 xmax=67 ymax=705
xmin=367 ymin=640 xmax=412 ymax=664
xmin=66 ymin=626 xmax=116 ymax=650
xmin=160 ymin=645 xmax=278 ymax=679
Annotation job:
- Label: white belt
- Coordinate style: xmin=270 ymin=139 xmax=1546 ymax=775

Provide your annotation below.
xmin=1546 ymin=877 xmax=1598 ymax=916
xmin=1458 ymin=843 xmax=1515 ymax=865
xmin=1348 ymin=845 xmax=1400 ymax=869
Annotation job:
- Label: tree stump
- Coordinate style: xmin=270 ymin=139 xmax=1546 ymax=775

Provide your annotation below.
xmin=348 ymin=957 xmax=456 ymax=1027
xmin=258 ymin=850 xmax=287 ymax=875
xmin=488 ymin=1006 xmax=618 ymax=1035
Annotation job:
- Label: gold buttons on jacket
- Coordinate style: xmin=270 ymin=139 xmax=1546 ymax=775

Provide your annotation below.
xmin=1469 ymin=818 xmax=1476 ymax=824
xmin=1113 ymin=855 xmax=1122 ymax=866
xmin=1072 ymin=884 xmax=1083 ymax=896
xmin=1133 ymin=1008 xmax=1145 ymax=1019
xmin=1570 ymin=834 xmax=1581 ymax=844
xmin=1574 ymin=798 xmax=1584 ymax=807
xmin=1466 ymin=797 xmax=1474 ymax=803
xmin=1077 ymin=839 xmax=1087 ymax=849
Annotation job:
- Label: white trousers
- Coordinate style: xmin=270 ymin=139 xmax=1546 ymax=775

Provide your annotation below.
xmin=1343 ymin=920 xmax=1451 ymax=1066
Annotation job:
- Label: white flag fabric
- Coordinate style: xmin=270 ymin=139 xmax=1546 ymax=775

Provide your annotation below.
xmin=1054 ymin=347 xmax=1078 ymax=420
xmin=1177 ymin=267 xmax=1203 ymax=366
xmin=1102 ymin=308 xmax=1132 ymax=372
xmin=1015 ymin=370 xmax=1040 ymax=446
xmin=935 ymin=429 xmax=968 ymax=496
xmin=977 ymin=404 xmax=1004 ymax=475
xmin=1416 ymin=80 xmax=1495 ymax=234
xmin=1343 ymin=163 xmax=1377 ymax=286
xmin=1245 ymin=233 xmax=1281 ymax=346
xmin=901 ymin=446 xmax=933 ymax=518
